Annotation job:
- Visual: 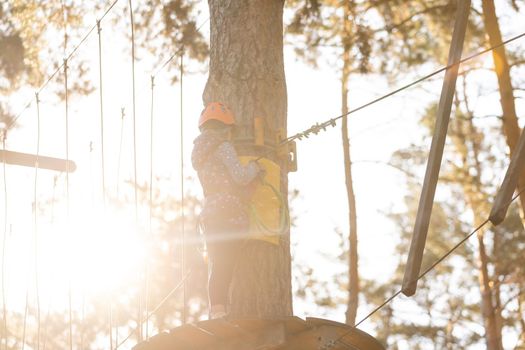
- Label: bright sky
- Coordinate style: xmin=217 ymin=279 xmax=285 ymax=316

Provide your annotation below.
xmin=2 ymin=1 xmax=525 ymax=349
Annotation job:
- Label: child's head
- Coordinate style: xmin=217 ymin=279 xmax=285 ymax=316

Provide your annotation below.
xmin=199 ymin=102 xmax=235 ymax=131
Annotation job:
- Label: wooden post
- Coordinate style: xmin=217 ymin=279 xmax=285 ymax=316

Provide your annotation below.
xmin=0 ymin=150 xmax=76 ymax=172
xmin=402 ymin=0 xmax=471 ymax=297
xmin=489 ymin=128 xmax=525 ymax=225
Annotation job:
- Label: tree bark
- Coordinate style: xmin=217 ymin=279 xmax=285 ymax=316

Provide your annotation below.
xmin=476 ymin=231 xmax=503 ymax=350
xmin=450 ymin=97 xmax=503 ymax=350
xmin=518 ymin=289 xmax=525 ymax=347
xmin=341 ymin=2 xmax=359 ymax=327
xmin=481 ymin=0 xmax=525 ymax=222
xmin=203 ymin=0 xmax=292 ymax=318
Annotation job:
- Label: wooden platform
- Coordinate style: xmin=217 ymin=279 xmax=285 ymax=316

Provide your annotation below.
xmin=133 ymin=316 xmax=385 ymax=350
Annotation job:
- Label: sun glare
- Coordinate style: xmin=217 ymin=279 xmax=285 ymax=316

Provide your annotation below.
xmin=4 ymin=201 xmax=148 ymax=315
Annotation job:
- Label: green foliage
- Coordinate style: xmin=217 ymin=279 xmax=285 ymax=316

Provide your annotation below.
xmin=286 ymin=0 xmax=373 ymax=73
xmin=133 ymin=0 xmax=208 ymax=79
xmin=0 ymin=0 xmax=86 ymax=91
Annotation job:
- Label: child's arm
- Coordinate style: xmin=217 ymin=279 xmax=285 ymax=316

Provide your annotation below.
xmin=215 ymin=142 xmax=261 ymax=186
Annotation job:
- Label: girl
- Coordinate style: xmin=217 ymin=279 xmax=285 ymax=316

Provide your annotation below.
xmin=191 ymin=102 xmax=263 ymax=319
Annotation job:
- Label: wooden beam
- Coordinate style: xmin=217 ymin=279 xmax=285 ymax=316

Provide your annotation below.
xmin=489 ymin=128 xmax=525 ymax=225
xmin=0 ymin=150 xmax=76 ymax=173
xmin=402 ymin=0 xmax=471 ymax=297
xmin=132 ymin=317 xmax=385 ymax=350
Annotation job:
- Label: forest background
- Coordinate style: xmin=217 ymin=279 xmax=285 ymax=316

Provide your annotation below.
xmin=1 ymin=0 xmax=525 ymax=349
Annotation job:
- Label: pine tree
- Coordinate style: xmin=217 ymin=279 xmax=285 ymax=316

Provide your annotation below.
xmin=203 ymin=0 xmax=293 ymax=318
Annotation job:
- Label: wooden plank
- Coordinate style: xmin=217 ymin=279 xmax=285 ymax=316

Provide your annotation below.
xmin=207 ymin=321 xmax=286 ymax=350
xmin=196 ymin=319 xmax=250 ymax=339
xmin=229 ymin=318 xmax=275 ymax=332
xmin=402 ymin=0 xmax=471 ymax=297
xmin=169 ymin=324 xmax=217 ymax=348
xmin=306 ymin=318 xmax=385 ymax=350
xmin=279 ymin=327 xmax=322 ymax=350
xmin=0 ymin=149 xmax=76 ymax=172
xmin=281 ymin=316 xmax=309 ymax=335
xmin=133 ymin=317 xmax=383 ymax=350
xmin=489 ymin=128 xmax=525 ymax=224
xmin=132 ymin=332 xmax=171 ymax=350
xmin=282 ymin=325 xmax=363 ymax=350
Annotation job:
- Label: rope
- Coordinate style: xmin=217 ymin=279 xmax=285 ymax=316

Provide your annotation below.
xmin=97 ymin=21 xmax=107 ymax=209
xmin=180 ymin=51 xmax=187 ymax=325
xmin=115 ymin=271 xmax=192 ymax=349
xmin=116 ymin=108 xmax=125 ymax=198
xmin=9 ymin=0 xmax=123 ymax=130
xmin=248 ymin=180 xmax=290 ymax=236
xmin=152 ymin=18 xmax=209 ymax=77
xmin=128 ymin=0 xmax=142 ymax=342
xmin=63 ymin=57 xmax=73 ymax=350
xmin=325 ymin=188 xmax=525 ymax=349
xmin=1 ymin=132 xmax=7 ymax=350
xmin=42 ymin=176 xmax=59 ymax=350
xmin=34 ymin=92 xmax=41 ymax=350
xmin=96 ymin=19 xmax=112 ymax=350
xmin=22 ymin=283 xmax=28 ymax=350
xmin=146 ymin=75 xmax=155 ymax=340
xmin=280 ymin=31 xmax=525 ymax=147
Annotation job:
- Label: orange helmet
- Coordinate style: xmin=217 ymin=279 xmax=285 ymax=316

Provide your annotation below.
xmin=199 ymin=102 xmax=235 ymax=129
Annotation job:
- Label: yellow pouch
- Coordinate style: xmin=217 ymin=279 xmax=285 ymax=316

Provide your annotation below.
xmin=239 ymin=157 xmax=287 ymax=245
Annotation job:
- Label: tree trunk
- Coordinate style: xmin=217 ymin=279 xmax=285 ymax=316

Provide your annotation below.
xmin=450 ymin=100 xmax=503 ymax=350
xmin=203 ymin=0 xmax=292 ymax=318
xmin=476 ymin=231 xmax=503 ymax=350
xmin=481 ymin=0 xmax=525 ymax=221
xmin=341 ymin=12 xmax=359 ymax=326
xmin=518 ymin=289 xmax=525 ymax=347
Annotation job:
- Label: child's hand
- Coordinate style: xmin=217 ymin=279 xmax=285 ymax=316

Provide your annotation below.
xmin=252 ymin=161 xmax=266 ymax=182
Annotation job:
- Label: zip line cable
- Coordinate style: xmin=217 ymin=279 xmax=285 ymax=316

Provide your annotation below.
xmin=128 ymin=0 xmax=142 ymax=342
xmin=1 ymin=132 xmax=7 ymax=350
xmin=34 ymin=93 xmax=41 ymax=350
xmin=115 ymin=271 xmax=192 ymax=350
xmin=9 ymin=0 xmax=122 ymax=130
xmin=180 ymin=51 xmax=187 ymax=325
xmin=326 ymin=188 xmax=525 ymax=349
xmin=280 ymin=30 xmax=525 ymax=148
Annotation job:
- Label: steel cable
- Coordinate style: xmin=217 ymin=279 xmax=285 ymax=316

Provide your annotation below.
xmin=115 ymin=271 xmax=192 ymax=349
xmin=282 ymin=31 xmax=525 ymax=146
xmin=152 ymin=18 xmax=209 ymax=78
xmin=34 ymin=93 xmax=41 ymax=350
xmin=128 ymin=0 xmax=142 ymax=342
xmin=63 ymin=57 xmax=73 ymax=350
xmin=146 ymin=75 xmax=155 ymax=340
xmin=180 ymin=51 xmax=187 ymax=325
xmin=96 ymin=19 xmax=113 ymax=350
xmin=327 ymin=188 xmax=525 ymax=349
xmin=9 ymin=0 xmax=123 ymax=130
xmin=1 ymin=131 xmax=7 ymax=350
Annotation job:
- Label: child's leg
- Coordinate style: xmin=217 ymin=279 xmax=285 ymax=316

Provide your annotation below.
xmin=205 ymin=220 xmax=241 ymax=317
xmin=207 ymin=240 xmax=237 ymax=317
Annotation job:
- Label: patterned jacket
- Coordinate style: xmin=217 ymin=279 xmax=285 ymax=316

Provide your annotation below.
xmin=191 ymin=130 xmax=260 ymax=227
